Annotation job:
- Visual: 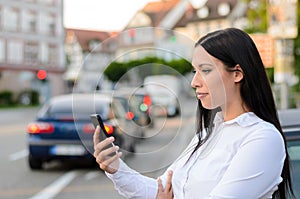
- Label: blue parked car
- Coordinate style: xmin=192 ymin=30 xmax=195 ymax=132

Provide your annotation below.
xmin=27 ymin=93 xmax=139 ymax=170
xmin=278 ymin=109 xmax=300 ymax=198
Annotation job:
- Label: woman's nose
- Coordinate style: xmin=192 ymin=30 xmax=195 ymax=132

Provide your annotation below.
xmin=191 ymin=73 xmax=202 ymax=88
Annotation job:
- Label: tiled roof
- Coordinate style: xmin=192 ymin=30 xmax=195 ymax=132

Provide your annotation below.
xmin=143 ymin=0 xmax=180 ymax=12
xmin=66 ymin=28 xmax=112 ymax=52
xmin=135 ymin=0 xmax=238 ymax=28
xmin=142 ymin=0 xmax=180 ymax=27
xmin=185 ymin=0 xmax=238 ymax=22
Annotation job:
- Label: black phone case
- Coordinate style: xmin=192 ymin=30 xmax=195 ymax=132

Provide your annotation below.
xmin=90 ymin=114 xmax=114 ymax=144
xmin=90 ymin=114 xmax=112 ymax=137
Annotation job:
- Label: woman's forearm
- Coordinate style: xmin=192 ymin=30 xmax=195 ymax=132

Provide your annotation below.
xmin=106 ymin=160 xmax=158 ymax=199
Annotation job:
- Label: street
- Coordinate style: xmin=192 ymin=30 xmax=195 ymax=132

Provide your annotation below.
xmin=0 ymin=96 xmax=197 ymax=199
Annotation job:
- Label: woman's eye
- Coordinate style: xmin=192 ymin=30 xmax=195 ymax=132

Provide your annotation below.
xmin=201 ymin=69 xmax=211 ymax=74
xmin=192 ymin=70 xmax=196 ymax=74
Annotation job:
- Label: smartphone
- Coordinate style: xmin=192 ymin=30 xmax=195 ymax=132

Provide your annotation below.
xmin=90 ymin=114 xmax=115 ymax=149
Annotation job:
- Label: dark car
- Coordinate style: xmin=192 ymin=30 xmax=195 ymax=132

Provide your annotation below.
xmin=114 ymin=88 xmax=154 ymax=128
xmin=278 ymin=109 xmax=300 ymax=198
xmin=27 ymin=93 xmax=138 ymax=170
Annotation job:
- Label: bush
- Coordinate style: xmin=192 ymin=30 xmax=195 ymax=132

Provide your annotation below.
xmin=0 ymin=90 xmax=14 ymax=105
xmin=18 ymin=90 xmax=39 ymax=105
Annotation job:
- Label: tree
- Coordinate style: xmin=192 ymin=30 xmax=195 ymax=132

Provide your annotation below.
xmin=244 ymin=0 xmax=268 ymax=33
xmin=103 ymin=62 xmax=127 ymax=82
xmin=292 ymin=1 xmax=300 ymax=92
xmin=103 ymin=56 xmax=192 ymax=83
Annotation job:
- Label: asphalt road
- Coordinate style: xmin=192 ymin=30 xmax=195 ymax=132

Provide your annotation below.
xmin=0 ymin=96 xmax=197 ymax=199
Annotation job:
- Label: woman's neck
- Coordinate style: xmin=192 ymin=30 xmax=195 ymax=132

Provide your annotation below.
xmin=221 ymin=102 xmax=250 ymax=122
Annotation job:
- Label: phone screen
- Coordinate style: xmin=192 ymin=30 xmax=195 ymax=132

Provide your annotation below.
xmin=90 ymin=114 xmax=115 ymax=149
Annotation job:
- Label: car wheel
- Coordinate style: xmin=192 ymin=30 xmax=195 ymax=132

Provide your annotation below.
xmin=129 ymin=145 xmax=135 ymax=153
xmin=176 ymin=105 xmax=181 ymax=115
xmin=167 ymin=106 xmax=176 ymax=117
xmin=28 ymin=155 xmax=43 ymax=170
xmin=140 ymin=129 xmax=145 ymax=139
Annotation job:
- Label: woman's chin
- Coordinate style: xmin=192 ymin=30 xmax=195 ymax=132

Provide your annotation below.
xmin=201 ymin=101 xmax=219 ymax=110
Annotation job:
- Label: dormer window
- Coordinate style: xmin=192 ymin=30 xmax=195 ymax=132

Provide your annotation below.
xmin=89 ymin=39 xmax=101 ymax=51
xmin=217 ymin=3 xmax=230 ymax=16
xmin=189 ymin=0 xmax=208 ymax=9
xmin=197 ymin=6 xmax=209 ymax=18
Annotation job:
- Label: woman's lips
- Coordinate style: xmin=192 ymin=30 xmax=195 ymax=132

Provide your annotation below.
xmin=196 ymin=92 xmax=208 ymax=99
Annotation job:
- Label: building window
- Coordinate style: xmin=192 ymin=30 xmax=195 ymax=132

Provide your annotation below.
xmin=38 ymin=0 xmax=54 ymax=6
xmin=24 ymin=42 xmax=39 ymax=64
xmin=48 ymin=14 xmax=56 ymax=35
xmin=8 ymin=40 xmax=23 ymax=64
xmin=48 ymin=44 xmax=58 ymax=65
xmin=0 ymin=39 xmax=5 ymax=62
xmin=23 ymin=10 xmax=37 ymax=32
xmin=49 ymin=22 xmax=56 ymax=35
xmin=40 ymin=13 xmax=56 ymax=35
xmin=3 ymin=7 xmax=19 ymax=31
xmin=0 ymin=7 xmax=2 ymax=30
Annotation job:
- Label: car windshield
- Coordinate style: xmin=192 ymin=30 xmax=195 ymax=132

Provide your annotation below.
xmin=38 ymin=97 xmax=111 ymax=120
xmin=287 ymin=140 xmax=300 ymax=198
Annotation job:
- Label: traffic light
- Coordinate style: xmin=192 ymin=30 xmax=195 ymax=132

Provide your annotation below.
xmin=169 ymin=35 xmax=177 ymax=42
xmin=128 ymin=28 xmax=136 ymax=42
xmin=36 ymin=70 xmax=47 ymax=82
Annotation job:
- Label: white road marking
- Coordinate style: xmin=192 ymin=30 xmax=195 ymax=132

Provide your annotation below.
xmin=84 ymin=171 xmax=100 ymax=181
xmin=29 ymin=171 xmax=78 ymax=199
xmin=9 ymin=149 xmax=28 ymax=161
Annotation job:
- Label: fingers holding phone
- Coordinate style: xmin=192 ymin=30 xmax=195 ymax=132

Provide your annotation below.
xmin=91 ymin=115 xmax=122 ymax=174
xmin=94 ymin=136 xmax=122 ymax=173
xmin=93 ymin=125 xmax=101 ymax=147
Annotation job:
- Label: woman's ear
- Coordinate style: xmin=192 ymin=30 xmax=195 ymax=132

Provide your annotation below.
xmin=234 ymin=64 xmax=244 ymax=83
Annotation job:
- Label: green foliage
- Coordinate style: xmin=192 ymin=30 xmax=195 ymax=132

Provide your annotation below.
xmin=0 ymin=90 xmax=14 ymax=105
xmin=103 ymin=61 xmax=127 ymax=82
xmin=168 ymin=59 xmax=193 ymax=74
xmin=293 ymin=1 xmax=300 ymax=92
xmin=265 ymin=67 xmax=274 ymax=83
xmin=243 ymin=0 xmax=268 ymax=33
xmin=0 ymin=89 xmax=40 ymax=108
xmin=104 ymin=56 xmax=193 ymax=82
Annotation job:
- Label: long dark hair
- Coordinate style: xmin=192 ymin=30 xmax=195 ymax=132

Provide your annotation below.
xmin=191 ymin=28 xmax=294 ymax=199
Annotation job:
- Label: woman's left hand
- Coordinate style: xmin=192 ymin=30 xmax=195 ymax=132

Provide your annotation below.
xmin=156 ymin=170 xmax=174 ymax=199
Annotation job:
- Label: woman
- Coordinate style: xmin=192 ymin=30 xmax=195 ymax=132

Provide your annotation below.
xmin=93 ymin=28 xmax=294 ymax=198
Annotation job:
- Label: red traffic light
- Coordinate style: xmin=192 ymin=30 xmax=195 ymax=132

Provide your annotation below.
xmin=37 ymin=70 xmax=47 ymax=80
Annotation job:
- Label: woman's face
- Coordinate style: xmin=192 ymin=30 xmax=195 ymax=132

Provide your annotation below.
xmin=191 ymin=46 xmax=240 ymax=110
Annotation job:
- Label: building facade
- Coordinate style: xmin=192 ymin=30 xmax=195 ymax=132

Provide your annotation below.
xmin=115 ymin=0 xmax=245 ymax=63
xmin=116 ymin=0 xmax=195 ymax=63
xmin=65 ymin=28 xmax=118 ymax=92
xmin=0 ymin=0 xmax=65 ymax=104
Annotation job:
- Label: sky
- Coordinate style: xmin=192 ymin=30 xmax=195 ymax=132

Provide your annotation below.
xmin=63 ymin=0 xmax=156 ymax=31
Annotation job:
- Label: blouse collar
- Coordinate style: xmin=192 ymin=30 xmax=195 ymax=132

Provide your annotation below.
xmin=214 ymin=111 xmax=262 ymax=127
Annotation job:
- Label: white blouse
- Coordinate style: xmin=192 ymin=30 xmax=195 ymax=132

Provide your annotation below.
xmin=106 ymin=112 xmax=286 ymax=199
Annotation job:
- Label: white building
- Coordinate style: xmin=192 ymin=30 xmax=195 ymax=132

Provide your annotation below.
xmin=0 ymin=0 xmax=65 ymax=104
xmin=65 ymin=28 xmax=117 ymax=93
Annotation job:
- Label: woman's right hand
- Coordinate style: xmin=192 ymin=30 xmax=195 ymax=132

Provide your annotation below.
xmin=93 ymin=126 xmax=122 ymax=174
xmin=156 ymin=170 xmax=174 ymax=199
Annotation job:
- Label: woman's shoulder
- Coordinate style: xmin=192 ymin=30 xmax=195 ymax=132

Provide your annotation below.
xmin=224 ymin=112 xmax=284 ymax=144
xmin=241 ymin=113 xmax=285 ymax=148
xmin=229 ymin=112 xmax=278 ymax=131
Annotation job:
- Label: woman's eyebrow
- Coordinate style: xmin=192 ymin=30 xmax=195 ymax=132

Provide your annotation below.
xmin=198 ymin=63 xmax=214 ymax=67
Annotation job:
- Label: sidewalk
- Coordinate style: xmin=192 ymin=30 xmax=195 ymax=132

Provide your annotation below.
xmin=0 ymin=107 xmax=39 ymax=125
